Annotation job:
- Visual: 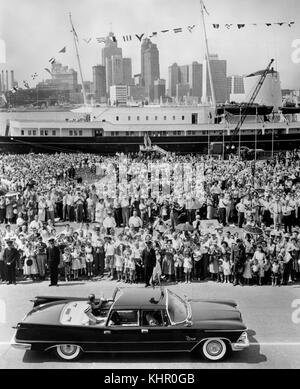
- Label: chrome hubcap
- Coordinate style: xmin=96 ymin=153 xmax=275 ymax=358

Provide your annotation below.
xmin=207 ymin=341 xmax=222 ymax=356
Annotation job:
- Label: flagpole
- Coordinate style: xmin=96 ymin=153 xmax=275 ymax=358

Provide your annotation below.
xmin=69 ymin=12 xmax=87 ymax=106
xmin=200 ymin=0 xmax=216 ymax=107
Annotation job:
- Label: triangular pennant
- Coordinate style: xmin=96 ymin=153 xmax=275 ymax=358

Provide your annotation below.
xmin=83 ymin=38 xmax=92 ymax=44
xmin=173 ymin=27 xmax=183 ymax=33
xmin=59 ymin=46 xmax=66 ymax=53
xmin=237 ymin=24 xmax=245 ymax=29
xmin=161 ymin=29 xmax=169 ymax=33
xmin=212 ymin=24 xmax=220 ymax=29
xmin=288 ymin=21 xmax=295 ymax=27
xmin=266 ymin=23 xmax=272 ymax=26
xmin=49 ymin=57 xmax=56 ymax=64
xmin=44 ymin=68 xmax=52 ymax=76
xmin=96 ymin=37 xmax=106 ymax=43
xmin=149 ymin=32 xmax=158 ymax=38
xmin=135 ymin=33 xmax=145 ymax=42
xmin=187 ymin=25 xmax=195 ymax=33
xmin=276 ymin=22 xmax=284 ymax=26
xmin=225 ymin=24 xmax=233 ymax=29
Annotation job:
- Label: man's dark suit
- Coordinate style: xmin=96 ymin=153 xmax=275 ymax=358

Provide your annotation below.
xmin=3 ymin=247 xmax=19 ymax=284
xmin=141 ymin=246 xmax=156 ymax=286
xmin=47 ymin=245 xmax=61 ymax=285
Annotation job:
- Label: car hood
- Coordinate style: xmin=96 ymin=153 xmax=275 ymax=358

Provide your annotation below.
xmin=189 ymin=300 xmax=242 ymax=323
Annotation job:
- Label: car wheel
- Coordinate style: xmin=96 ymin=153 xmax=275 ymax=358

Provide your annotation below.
xmin=201 ymin=338 xmax=227 ymax=361
xmin=55 ymin=344 xmax=82 ymax=361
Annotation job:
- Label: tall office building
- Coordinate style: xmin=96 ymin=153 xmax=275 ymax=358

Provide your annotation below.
xmin=110 ymin=85 xmax=128 ymax=106
xmin=179 ymin=65 xmax=189 ymax=84
xmin=227 ymin=75 xmax=245 ymax=99
xmin=153 ymin=79 xmax=166 ymax=103
xmin=51 ymin=62 xmax=78 ymax=91
xmin=102 ymin=32 xmax=122 ymax=93
xmin=168 ymin=63 xmax=181 ymax=97
xmin=111 ymin=55 xmax=123 ymax=85
xmin=202 ymin=54 xmax=227 ymax=104
xmin=141 ymin=38 xmax=160 ymax=98
xmin=122 ymin=58 xmax=132 ymax=86
xmin=92 ymin=65 xmax=106 ymax=102
xmin=189 ymin=61 xmax=202 ymax=99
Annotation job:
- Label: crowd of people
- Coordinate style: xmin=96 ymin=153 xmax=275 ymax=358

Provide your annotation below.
xmin=0 ymin=150 xmax=300 ymax=287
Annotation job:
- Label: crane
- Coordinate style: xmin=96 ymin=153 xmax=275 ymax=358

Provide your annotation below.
xmin=229 ymin=58 xmax=275 ymax=149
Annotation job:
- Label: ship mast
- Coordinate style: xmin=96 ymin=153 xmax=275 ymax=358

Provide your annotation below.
xmin=69 ymin=12 xmax=87 ymax=106
xmin=200 ymin=0 xmax=216 ymax=107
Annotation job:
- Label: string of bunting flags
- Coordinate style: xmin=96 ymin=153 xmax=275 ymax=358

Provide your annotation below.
xmin=4 ymin=19 xmax=296 ymax=97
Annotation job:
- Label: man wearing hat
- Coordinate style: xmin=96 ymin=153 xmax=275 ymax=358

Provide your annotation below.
xmin=46 ymin=238 xmax=60 ymax=286
xmin=3 ymin=240 xmax=19 ymax=284
xmin=141 ymin=238 xmax=156 ymax=287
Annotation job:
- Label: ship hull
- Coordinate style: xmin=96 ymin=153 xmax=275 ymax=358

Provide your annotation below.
xmin=1 ymin=133 xmax=300 ymax=154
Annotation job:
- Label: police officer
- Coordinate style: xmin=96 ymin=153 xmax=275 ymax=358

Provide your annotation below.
xmin=141 ymin=237 xmax=156 ymax=287
xmin=231 ymin=239 xmax=246 ymax=286
xmin=46 ymin=238 xmax=60 ymax=286
xmin=3 ymin=240 xmax=18 ymax=285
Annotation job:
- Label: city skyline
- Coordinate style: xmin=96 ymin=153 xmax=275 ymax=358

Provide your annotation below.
xmin=0 ymin=0 xmax=299 ymax=90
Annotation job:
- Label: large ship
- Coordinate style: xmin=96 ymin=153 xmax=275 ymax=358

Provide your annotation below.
xmin=1 ymin=5 xmax=299 ymax=155
xmin=1 ymin=102 xmax=299 ymax=154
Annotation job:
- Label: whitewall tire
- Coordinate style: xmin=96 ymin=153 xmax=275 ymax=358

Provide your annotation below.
xmin=201 ymin=338 xmax=227 ymax=361
xmin=55 ymin=344 xmax=82 ymax=361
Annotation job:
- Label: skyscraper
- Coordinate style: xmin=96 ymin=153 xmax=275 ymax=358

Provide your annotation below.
xmin=122 ymin=58 xmax=132 ymax=85
xmin=179 ymin=65 xmax=189 ymax=85
xmin=111 ymin=55 xmax=123 ymax=85
xmin=227 ymin=75 xmax=245 ymax=99
xmin=102 ymin=32 xmax=122 ymax=94
xmin=153 ymin=79 xmax=166 ymax=103
xmin=202 ymin=54 xmax=227 ymax=104
xmin=189 ymin=62 xmax=202 ymax=99
xmin=168 ymin=63 xmax=181 ymax=97
xmin=141 ymin=38 xmax=160 ymax=99
xmin=92 ymin=65 xmax=106 ymax=102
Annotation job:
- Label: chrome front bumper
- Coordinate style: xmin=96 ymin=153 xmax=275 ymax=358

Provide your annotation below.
xmin=11 ymin=334 xmax=32 ymax=350
xmin=231 ymin=331 xmax=249 ymax=351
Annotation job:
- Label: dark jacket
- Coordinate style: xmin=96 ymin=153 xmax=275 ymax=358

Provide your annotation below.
xmin=142 ymin=247 xmax=156 ymax=268
xmin=46 ymin=246 xmax=61 ymax=267
xmin=3 ymin=247 xmax=19 ymax=265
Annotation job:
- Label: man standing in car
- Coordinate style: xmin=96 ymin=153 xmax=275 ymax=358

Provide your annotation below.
xmin=141 ymin=238 xmax=156 ymax=287
xmin=47 ymin=238 xmax=60 ymax=286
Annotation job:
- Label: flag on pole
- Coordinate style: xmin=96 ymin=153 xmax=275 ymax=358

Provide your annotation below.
xmin=1 ymin=93 xmax=7 ymax=104
xmin=59 ymin=46 xmax=66 ymax=53
xmin=49 ymin=57 xmax=56 ymax=64
xmin=96 ymin=37 xmax=106 ymax=43
xmin=44 ymin=68 xmax=52 ymax=76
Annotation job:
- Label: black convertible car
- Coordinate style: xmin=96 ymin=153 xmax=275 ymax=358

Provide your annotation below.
xmin=12 ymin=288 xmax=249 ymax=361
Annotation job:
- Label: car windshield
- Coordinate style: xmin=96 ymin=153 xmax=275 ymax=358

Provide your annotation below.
xmin=166 ymin=289 xmax=189 ymax=324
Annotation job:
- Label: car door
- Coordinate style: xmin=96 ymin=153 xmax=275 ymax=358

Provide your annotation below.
xmin=138 ymin=309 xmax=199 ymax=352
xmin=97 ymin=309 xmax=144 ymax=352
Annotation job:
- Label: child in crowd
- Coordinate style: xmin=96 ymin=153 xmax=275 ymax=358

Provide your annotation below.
xmin=62 ymin=246 xmax=72 ymax=282
xmin=174 ymin=249 xmax=184 ymax=283
xmin=183 ymin=248 xmax=193 ymax=284
xmin=85 ymin=241 xmax=94 ymax=278
xmin=71 ymin=244 xmax=81 ymax=280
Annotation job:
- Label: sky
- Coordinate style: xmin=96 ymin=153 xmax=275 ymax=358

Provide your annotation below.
xmin=0 ymin=0 xmax=300 ymax=89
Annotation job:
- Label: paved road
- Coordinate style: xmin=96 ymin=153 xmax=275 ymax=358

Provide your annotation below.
xmin=0 ymin=279 xmax=300 ymax=369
